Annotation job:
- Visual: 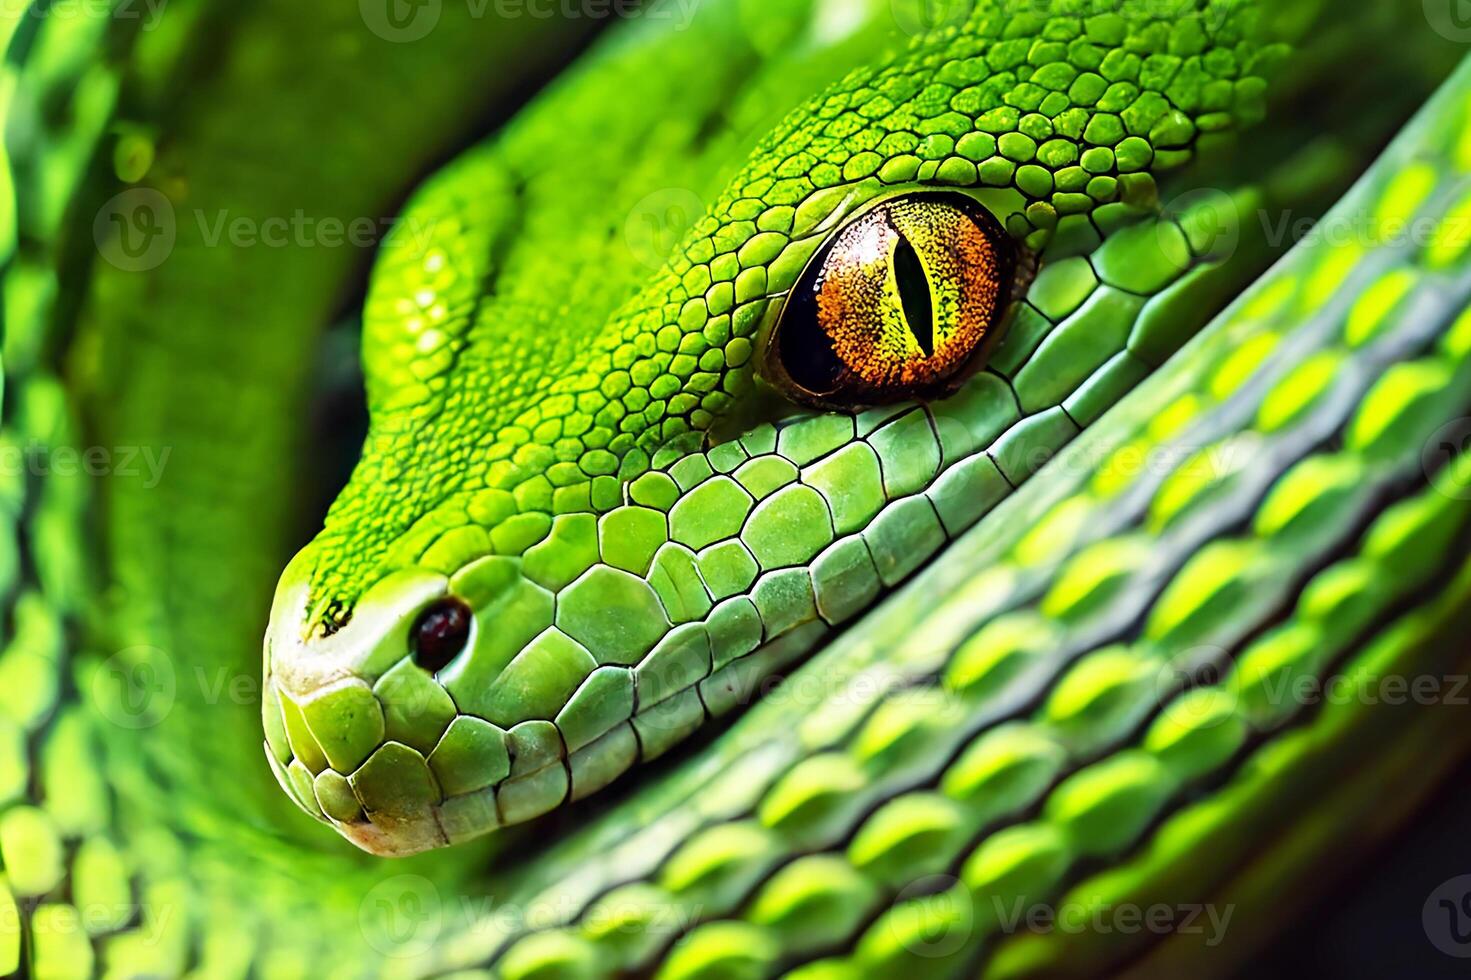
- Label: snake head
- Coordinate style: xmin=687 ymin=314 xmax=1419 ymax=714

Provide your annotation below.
xmin=258 ymin=180 xmax=1046 ymax=856
xmin=261 ymin=1 xmax=1267 ymax=856
xmin=259 ymin=197 xmax=1036 ymax=858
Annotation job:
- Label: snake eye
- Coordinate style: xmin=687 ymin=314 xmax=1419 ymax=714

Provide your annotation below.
xmin=412 ymin=598 xmax=472 ymax=673
xmin=766 ymin=192 xmax=1019 ymax=407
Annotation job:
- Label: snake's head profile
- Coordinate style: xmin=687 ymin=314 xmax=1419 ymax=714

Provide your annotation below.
xmin=262 ymin=0 xmax=1268 ymax=856
xmin=260 ymin=188 xmax=1035 ymax=857
xmin=256 ymin=174 xmax=1052 ymax=857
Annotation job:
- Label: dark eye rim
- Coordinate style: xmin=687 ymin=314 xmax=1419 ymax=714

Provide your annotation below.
xmin=760 ymin=189 xmax=1033 ymax=411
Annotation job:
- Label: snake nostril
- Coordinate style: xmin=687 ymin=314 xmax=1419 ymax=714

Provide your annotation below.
xmin=411 ymin=597 xmax=473 ymax=673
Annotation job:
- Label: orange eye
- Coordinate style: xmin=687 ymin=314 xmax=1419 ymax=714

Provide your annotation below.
xmin=766 ymin=192 xmax=1020 ymax=407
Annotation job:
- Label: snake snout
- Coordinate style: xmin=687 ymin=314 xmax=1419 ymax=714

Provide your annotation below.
xmin=261 ymin=552 xmax=495 ymax=855
xmin=262 ymin=536 xmax=695 ymax=854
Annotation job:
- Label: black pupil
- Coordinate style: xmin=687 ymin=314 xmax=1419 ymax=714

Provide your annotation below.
xmin=892 ymin=235 xmax=935 ymax=358
xmin=412 ymin=598 xmax=472 ymax=673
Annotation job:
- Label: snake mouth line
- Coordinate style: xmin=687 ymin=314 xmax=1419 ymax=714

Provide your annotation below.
xmin=259 ymin=461 xmax=976 ymax=858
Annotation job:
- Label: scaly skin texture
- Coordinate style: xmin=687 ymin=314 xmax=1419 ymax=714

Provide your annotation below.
xmin=3 ymin=0 xmax=1471 ymax=976
xmin=264 ymin=0 xmax=1296 ymax=855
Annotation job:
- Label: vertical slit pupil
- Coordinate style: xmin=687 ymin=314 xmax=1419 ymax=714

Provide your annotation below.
xmin=893 ymin=234 xmax=934 ymax=358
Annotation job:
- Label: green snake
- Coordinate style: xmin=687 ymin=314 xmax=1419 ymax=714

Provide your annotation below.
xmin=4 ymin=0 xmax=1471 ymax=975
